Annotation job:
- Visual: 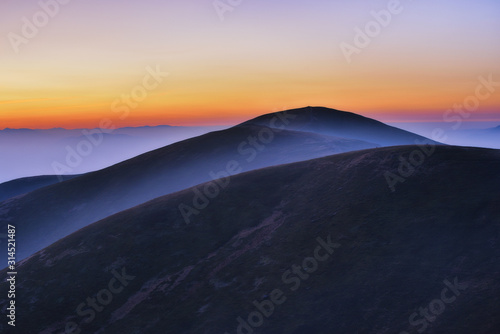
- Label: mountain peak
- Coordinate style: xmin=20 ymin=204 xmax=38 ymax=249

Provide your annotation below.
xmin=242 ymin=106 xmax=438 ymax=146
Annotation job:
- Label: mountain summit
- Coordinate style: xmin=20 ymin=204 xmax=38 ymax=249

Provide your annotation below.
xmin=244 ymin=106 xmax=439 ymax=146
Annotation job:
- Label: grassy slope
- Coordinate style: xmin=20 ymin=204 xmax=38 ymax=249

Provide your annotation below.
xmin=1 ymin=145 xmax=499 ymax=334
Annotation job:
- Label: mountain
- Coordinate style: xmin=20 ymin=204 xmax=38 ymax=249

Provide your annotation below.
xmin=1 ymin=145 xmax=499 ymax=334
xmin=0 ymin=175 xmax=80 ymax=202
xmin=0 ymin=125 xmax=225 ymax=184
xmin=244 ymin=106 xmax=439 ymax=146
xmin=0 ymin=121 xmax=378 ymax=261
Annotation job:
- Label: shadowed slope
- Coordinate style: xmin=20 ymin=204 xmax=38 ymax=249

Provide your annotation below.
xmin=2 ymin=145 xmax=499 ymax=334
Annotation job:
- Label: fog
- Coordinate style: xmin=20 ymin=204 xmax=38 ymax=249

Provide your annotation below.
xmin=0 ymin=125 xmax=226 ymax=184
xmin=389 ymin=122 xmax=500 ymax=149
xmin=0 ymin=125 xmax=376 ymax=262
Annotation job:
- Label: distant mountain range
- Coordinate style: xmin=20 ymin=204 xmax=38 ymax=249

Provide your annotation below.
xmin=2 ymin=145 xmax=499 ymax=334
xmin=0 ymin=107 xmax=440 ymax=262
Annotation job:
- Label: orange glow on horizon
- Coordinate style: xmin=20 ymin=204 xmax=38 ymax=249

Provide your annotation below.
xmin=2 ymin=1 xmax=499 ymax=130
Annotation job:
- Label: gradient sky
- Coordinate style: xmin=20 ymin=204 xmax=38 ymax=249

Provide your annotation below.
xmin=1 ymin=0 xmax=499 ymax=129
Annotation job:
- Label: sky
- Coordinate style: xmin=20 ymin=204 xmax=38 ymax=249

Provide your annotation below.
xmin=1 ymin=0 xmax=499 ymax=129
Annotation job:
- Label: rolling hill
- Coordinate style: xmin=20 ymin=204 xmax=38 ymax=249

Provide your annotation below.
xmin=0 ymin=121 xmax=378 ymax=261
xmin=0 ymin=107 xmax=442 ymax=262
xmin=1 ymin=145 xmax=498 ymax=334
